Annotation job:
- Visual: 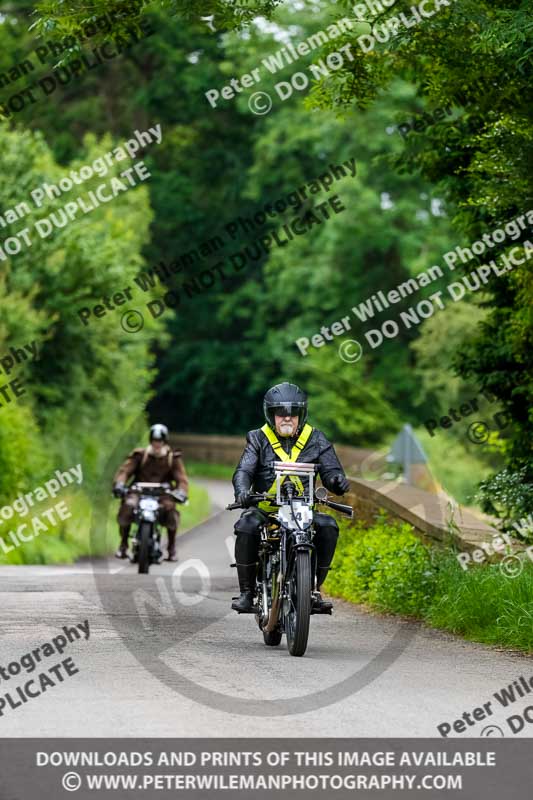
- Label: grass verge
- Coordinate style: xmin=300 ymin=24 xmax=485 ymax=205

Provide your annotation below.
xmin=325 ymin=514 xmax=533 ymax=653
xmin=0 ymin=479 xmax=211 ymax=565
xmin=185 ymin=461 xmax=235 ymax=480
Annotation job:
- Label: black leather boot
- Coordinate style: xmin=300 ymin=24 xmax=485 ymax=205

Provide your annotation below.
xmin=115 ymin=526 xmax=130 ymax=559
xmin=166 ymin=529 xmax=178 ymax=562
xmin=231 ymin=563 xmax=257 ymax=613
xmin=312 ymin=566 xmax=333 ymax=614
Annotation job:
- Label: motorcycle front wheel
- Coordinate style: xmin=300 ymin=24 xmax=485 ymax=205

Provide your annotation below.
xmin=137 ymin=522 xmax=152 ymax=574
xmin=285 ymin=550 xmax=312 ymax=657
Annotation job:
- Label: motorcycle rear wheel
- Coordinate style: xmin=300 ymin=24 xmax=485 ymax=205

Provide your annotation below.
xmin=138 ymin=522 xmax=152 ymax=575
xmin=285 ymin=550 xmax=312 ymax=657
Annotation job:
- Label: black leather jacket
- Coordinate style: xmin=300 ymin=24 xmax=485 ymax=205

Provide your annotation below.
xmin=232 ymin=426 xmax=347 ymax=498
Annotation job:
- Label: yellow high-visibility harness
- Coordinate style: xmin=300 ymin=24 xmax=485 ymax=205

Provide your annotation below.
xmin=258 ymin=423 xmax=313 ymax=512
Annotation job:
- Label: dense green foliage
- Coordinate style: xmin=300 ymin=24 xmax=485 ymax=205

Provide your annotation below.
xmin=0 ymin=125 xmax=165 ymax=487
xmin=16 ymin=1 xmax=458 ymax=439
xmin=327 ymin=515 xmax=533 ymax=651
xmin=309 ymin=0 xmax=533 ymax=508
xmin=0 ymin=0 xmax=529 ymax=564
xmin=476 ymin=467 xmax=533 ymax=540
xmin=326 ymin=514 xmax=436 ymax=614
xmin=33 ymin=0 xmax=285 ymax=40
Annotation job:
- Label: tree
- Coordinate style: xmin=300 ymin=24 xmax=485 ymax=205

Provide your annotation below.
xmin=298 ymin=0 xmax=533 ymax=511
xmin=0 ymin=125 xmax=166 ymax=492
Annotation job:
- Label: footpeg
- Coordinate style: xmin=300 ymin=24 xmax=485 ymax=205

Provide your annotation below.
xmin=311 ymin=605 xmax=333 ymax=615
xmin=231 ymin=601 xmax=259 ymax=614
xmin=311 ymin=591 xmax=333 ymax=614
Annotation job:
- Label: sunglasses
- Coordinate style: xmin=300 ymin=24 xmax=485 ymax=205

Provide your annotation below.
xmin=271 ymin=405 xmax=303 ymax=417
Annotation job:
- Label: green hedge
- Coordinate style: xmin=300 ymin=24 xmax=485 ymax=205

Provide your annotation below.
xmin=326 ymin=515 xmax=437 ymax=615
xmin=326 ymin=515 xmax=533 ymax=652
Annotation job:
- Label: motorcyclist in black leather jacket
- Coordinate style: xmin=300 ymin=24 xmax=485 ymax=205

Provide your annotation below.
xmin=231 ymin=381 xmax=350 ymax=613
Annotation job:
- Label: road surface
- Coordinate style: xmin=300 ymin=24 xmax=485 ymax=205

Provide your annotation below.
xmin=0 ymin=479 xmax=530 ymax=738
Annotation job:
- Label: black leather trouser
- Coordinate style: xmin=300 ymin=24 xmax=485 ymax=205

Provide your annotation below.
xmin=234 ymin=509 xmax=339 ymax=587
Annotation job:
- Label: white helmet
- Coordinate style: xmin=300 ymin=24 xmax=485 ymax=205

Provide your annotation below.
xmin=149 ymin=423 xmax=168 ymax=442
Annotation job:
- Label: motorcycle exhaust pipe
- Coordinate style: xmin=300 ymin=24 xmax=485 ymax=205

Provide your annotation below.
xmin=264 ymin=572 xmax=281 ymax=633
xmin=264 ymin=596 xmax=281 ymax=632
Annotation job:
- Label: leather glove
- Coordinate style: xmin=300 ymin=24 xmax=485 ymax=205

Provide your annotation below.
xmin=171 ymin=489 xmax=188 ymax=504
xmin=331 ymin=474 xmax=350 ymax=495
xmin=112 ymin=481 xmax=126 ymax=498
xmin=236 ymin=492 xmax=251 ymax=508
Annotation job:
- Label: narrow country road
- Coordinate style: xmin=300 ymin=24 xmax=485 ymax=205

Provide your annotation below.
xmin=0 ymin=479 xmax=530 ymax=738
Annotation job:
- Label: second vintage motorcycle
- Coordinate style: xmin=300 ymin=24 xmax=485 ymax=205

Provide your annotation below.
xmin=115 ymin=482 xmax=187 ymax=574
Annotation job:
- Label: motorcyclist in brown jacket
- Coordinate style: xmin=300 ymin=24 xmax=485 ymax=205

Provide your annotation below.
xmin=112 ymin=423 xmax=189 ymax=561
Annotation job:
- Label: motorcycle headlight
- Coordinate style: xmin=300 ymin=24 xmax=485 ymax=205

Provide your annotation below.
xmin=141 ymin=498 xmax=159 ymax=510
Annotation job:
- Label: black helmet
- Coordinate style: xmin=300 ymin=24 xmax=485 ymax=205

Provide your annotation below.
xmin=149 ymin=423 xmax=168 ymax=442
xmin=263 ymin=382 xmax=308 ymax=433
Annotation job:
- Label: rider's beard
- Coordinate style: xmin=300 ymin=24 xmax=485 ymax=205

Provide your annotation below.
xmin=277 ymin=422 xmax=295 ymax=437
xmin=148 ymin=443 xmax=169 ymax=457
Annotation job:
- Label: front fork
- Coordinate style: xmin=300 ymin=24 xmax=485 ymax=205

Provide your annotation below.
xmin=260 ymin=531 xmax=316 ymax=631
xmin=261 ymin=572 xmax=269 ymax=625
xmin=282 ymin=538 xmax=317 ymax=611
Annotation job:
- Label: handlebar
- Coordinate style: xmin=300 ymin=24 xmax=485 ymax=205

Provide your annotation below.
xmin=226 ymin=491 xmax=353 ymax=518
xmin=226 ymin=493 xmax=270 ymax=510
xmin=130 ymin=482 xmax=170 ymax=490
xmin=114 ymin=482 xmax=187 ymax=503
xmin=317 ymin=498 xmax=354 ymax=518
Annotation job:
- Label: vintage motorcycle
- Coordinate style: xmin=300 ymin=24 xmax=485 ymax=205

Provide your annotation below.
xmin=227 ymin=462 xmax=353 ymax=657
xmin=116 ymin=482 xmax=187 ymax=574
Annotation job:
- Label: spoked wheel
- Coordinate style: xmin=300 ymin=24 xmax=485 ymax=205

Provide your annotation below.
xmin=137 ymin=522 xmax=152 ymax=574
xmin=285 ymin=550 xmax=312 ymax=657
